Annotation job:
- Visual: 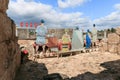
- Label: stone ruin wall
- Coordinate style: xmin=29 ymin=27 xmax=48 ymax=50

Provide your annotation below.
xmin=17 ymin=28 xmax=73 ymax=39
xmin=0 ymin=0 xmax=21 ymax=80
xmin=103 ymin=27 xmax=120 ymax=55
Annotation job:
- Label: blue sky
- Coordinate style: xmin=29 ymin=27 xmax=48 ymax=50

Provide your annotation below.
xmin=7 ymin=0 xmax=120 ymax=30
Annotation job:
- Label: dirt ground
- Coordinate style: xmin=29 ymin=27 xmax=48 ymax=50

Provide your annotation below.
xmin=15 ymin=47 xmax=120 ymax=80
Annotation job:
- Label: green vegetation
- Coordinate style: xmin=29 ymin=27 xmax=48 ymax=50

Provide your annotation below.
xmin=29 ymin=31 xmax=34 ymax=35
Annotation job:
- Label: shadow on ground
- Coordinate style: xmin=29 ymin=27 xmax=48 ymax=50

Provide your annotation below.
xmin=14 ymin=59 xmax=120 ymax=80
xmin=14 ymin=60 xmax=48 ymax=80
xmin=71 ymin=59 xmax=120 ymax=80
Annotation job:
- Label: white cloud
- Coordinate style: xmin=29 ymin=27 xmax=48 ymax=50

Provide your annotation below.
xmin=92 ymin=3 xmax=120 ymax=30
xmin=7 ymin=0 xmax=91 ymax=29
xmin=8 ymin=0 xmax=120 ymax=30
xmin=114 ymin=3 xmax=120 ymax=10
xmin=58 ymin=0 xmax=90 ymax=8
xmin=93 ymin=11 xmax=120 ymax=30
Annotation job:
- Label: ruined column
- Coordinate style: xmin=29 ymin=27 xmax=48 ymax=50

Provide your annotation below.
xmin=107 ymin=33 xmax=119 ymax=54
xmin=103 ymin=29 xmax=107 ymax=42
xmin=104 ymin=29 xmax=107 ymax=38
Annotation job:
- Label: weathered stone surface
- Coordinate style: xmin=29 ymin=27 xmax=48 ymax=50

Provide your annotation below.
xmin=116 ymin=27 xmax=120 ymax=35
xmin=0 ymin=0 xmax=21 ymax=80
xmin=0 ymin=13 xmax=12 ymax=42
xmin=0 ymin=29 xmax=20 ymax=80
xmin=102 ymin=42 xmax=108 ymax=52
xmin=1 ymin=52 xmax=20 ymax=80
xmin=108 ymin=44 xmax=118 ymax=53
xmin=106 ymin=30 xmax=120 ymax=55
xmin=11 ymin=19 xmax=16 ymax=40
xmin=18 ymin=29 xmax=28 ymax=39
xmin=0 ymin=0 xmax=9 ymax=13
xmin=0 ymin=42 xmax=8 ymax=78
xmin=118 ymin=43 xmax=120 ymax=55
xmin=108 ymin=33 xmax=119 ymax=44
xmin=0 ymin=40 xmax=20 ymax=80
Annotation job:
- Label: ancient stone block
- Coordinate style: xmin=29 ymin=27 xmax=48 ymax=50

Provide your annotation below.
xmin=0 ymin=1 xmax=20 ymax=80
xmin=18 ymin=29 xmax=28 ymax=39
xmin=0 ymin=42 xmax=9 ymax=78
xmin=108 ymin=33 xmax=119 ymax=44
xmin=0 ymin=13 xmax=12 ymax=42
xmin=0 ymin=0 xmax=9 ymax=13
xmin=14 ymin=50 xmax=21 ymax=69
xmin=117 ymin=43 xmax=120 ymax=55
xmin=11 ymin=20 xmax=16 ymax=40
xmin=108 ymin=44 xmax=118 ymax=53
xmin=116 ymin=27 xmax=120 ymax=35
xmin=0 ymin=41 xmax=20 ymax=80
xmin=102 ymin=42 xmax=108 ymax=51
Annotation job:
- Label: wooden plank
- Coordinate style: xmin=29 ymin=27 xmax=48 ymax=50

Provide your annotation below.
xmin=57 ymin=48 xmax=85 ymax=58
xmin=59 ymin=48 xmax=84 ymax=53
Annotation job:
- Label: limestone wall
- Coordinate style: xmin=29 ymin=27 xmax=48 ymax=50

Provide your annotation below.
xmin=103 ymin=27 xmax=120 ymax=55
xmin=17 ymin=28 xmax=73 ymax=39
xmin=0 ymin=0 xmax=21 ymax=80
